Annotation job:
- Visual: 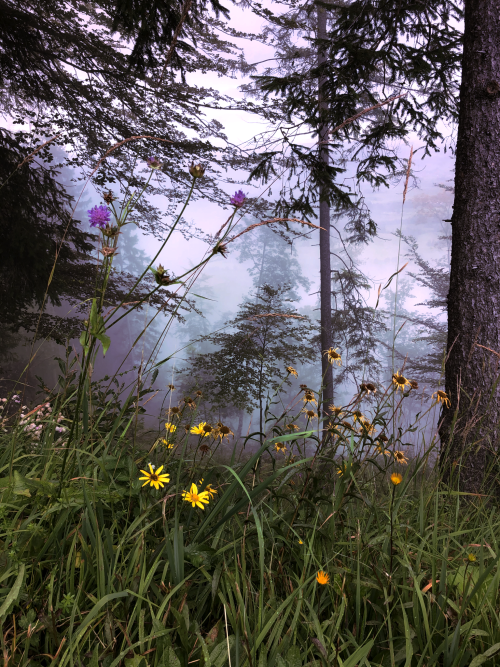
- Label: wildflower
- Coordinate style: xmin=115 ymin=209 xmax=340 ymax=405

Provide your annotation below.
xmin=199 ymin=479 xmax=218 ymax=498
xmin=378 ymin=433 xmax=389 ymax=443
xmin=467 ymin=552 xmax=477 ymax=563
xmin=432 ymin=390 xmax=451 ymax=408
xmin=376 ymin=444 xmax=390 ymax=456
xmin=329 ymin=405 xmax=344 ymax=418
xmin=139 ymin=464 xmax=170 ymax=490
xmin=196 ymin=390 xmax=203 ymax=397
xmin=217 ymin=424 xmax=234 ymax=441
xmin=274 ymin=442 xmax=287 ymax=454
xmin=351 ymin=409 xmax=364 ymax=422
xmin=360 ymin=382 xmax=377 ymax=394
xmin=298 ymin=539 xmax=304 ymax=545
xmin=390 ymin=472 xmax=403 ymax=485
xmin=99 ymin=246 xmax=117 ymax=257
xmin=394 ymin=450 xmax=408 ymax=465
xmin=165 ymin=422 xmax=177 ymax=434
xmin=303 ymin=391 xmax=317 ymax=405
xmin=168 ymin=406 xmax=181 ymax=420
xmin=286 ymin=366 xmax=298 ymax=377
xmin=161 ymin=439 xmax=176 ymax=449
xmin=189 ymin=162 xmax=205 ymax=178
xmin=408 ymin=379 xmax=418 ymax=390
xmin=303 ymin=409 xmax=318 ymax=420
xmin=324 ymin=348 xmax=342 ymax=366
xmin=147 ymin=156 xmax=163 ymax=169
xmin=316 ymin=571 xmax=329 ymax=585
xmin=182 ymin=483 xmax=210 ymax=509
xmin=392 ymin=372 xmax=411 ymax=392
xmin=230 ymin=190 xmax=246 ymax=207
xmin=359 ymin=419 xmax=375 ymax=436
xmin=168 ymin=384 xmax=175 ymax=390
xmin=88 ymin=205 xmax=111 ymax=229
xmin=184 ymin=396 xmax=195 ymax=408
xmin=191 ymin=422 xmax=211 ymax=436
xmin=200 ymin=443 xmax=211 ymax=454
xmin=337 ymin=463 xmax=348 ymax=477
xmin=152 ymin=264 xmax=171 ymax=286
xmin=286 ymin=423 xmax=299 ymax=430
xmin=299 ymin=384 xmax=308 ymax=390
xmin=341 ymin=420 xmax=353 ymax=431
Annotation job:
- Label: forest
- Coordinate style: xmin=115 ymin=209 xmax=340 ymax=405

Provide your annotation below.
xmin=1 ymin=0 xmax=500 ymax=665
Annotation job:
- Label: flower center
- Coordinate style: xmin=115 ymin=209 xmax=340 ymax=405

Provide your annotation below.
xmin=192 ymin=493 xmax=200 ymax=502
xmin=150 ymin=473 xmax=159 ymax=482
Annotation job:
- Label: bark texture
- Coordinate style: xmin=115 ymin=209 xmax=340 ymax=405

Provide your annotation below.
xmin=318 ymin=2 xmax=334 ymax=413
xmin=439 ymin=0 xmax=500 ymax=492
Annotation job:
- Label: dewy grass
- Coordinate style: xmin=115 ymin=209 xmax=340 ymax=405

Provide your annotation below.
xmin=0 ymin=146 xmax=499 ymax=667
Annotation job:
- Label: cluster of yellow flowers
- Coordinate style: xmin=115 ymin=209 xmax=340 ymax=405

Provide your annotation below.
xmin=139 ymin=464 xmax=218 ymax=510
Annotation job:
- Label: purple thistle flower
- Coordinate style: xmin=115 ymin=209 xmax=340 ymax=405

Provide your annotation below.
xmin=230 ymin=190 xmax=246 ymax=207
xmin=88 ymin=205 xmax=111 ymax=229
xmin=147 ymin=156 xmax=163 ymax=170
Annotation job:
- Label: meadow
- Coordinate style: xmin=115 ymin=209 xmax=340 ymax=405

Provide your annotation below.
xmin=1 ymin=153 xmax=499 ymax=667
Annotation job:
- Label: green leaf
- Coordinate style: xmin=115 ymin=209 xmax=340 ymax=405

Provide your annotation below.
xmin=124 ymin=655 xmax=148 ymax=667
xmin=469 ymin=643 xmax=500 ymax=667
xmin=286 ymin=646 xmax=302 ymax=667
xmin=340 ymin=640 xmax=374 ymax=667
xmin=0 ymin=564 xmax=25 ymax=619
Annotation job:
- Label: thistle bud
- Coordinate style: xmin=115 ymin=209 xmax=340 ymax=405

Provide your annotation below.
xmin=102 ymin=190 xmax=116 ymax=204
xmin=212 ymin=242 xmax=228 ymax=258
xmin=189 ymin=162 xmax=205 ymax=179
xmin=151 ymin=264 xmax=171 ymax=286
xmin=147 ymin=156 xmax=163 ymax=170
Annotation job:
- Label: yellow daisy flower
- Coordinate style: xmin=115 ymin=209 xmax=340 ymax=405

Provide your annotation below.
xmin=286 ymin=366 xmax=298 ymax=377
xmin=139 ymin=464 xmax=170 ymax=490
xmin=161 ymin=438 xmax=176 ymax=449
xmin=394 ymin=450 xmax=408 ymax=465
xmin=182 ymin=483 xmax=210 ymax=509
xmin=302 ymin=408 xmax=318 ymax=420
xmin=165 ymin=422 xmax=177 ymax=433
xmin=392 ymin=372 xmax=411 ymax=391
xmin=390 ymin=472 xmax=403 ymax=485
xmin=432 ymin=390 xmax=450 ymax=408
xmin=316 ymin=571 xmax=329 ymax=585
xmin=274 ymin=442 xmax=287 ymax=454
xmin=303 ymin=391 xmax=317 ymax=405
xmin=190 ymin=422 xmax=211 ymax=436
xmin=324 ymin=348 xmax=342 ymax=366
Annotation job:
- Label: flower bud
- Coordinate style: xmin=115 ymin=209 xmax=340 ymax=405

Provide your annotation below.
xmin=189 ymin=163 xmax=205 ymax=179
xmin=147 ymin=156 xmax=163 ymax=170
xmin=151 ymin=264 xmax=172 ymax=286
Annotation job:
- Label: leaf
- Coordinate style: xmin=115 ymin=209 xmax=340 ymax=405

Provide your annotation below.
xmin=311 ymin=638 xmax=327 ymax=659
xmin=125 ymin=655 xmax=148 ymax=667
xmin=341 ymin=639 xmax=374 ymax=667
xmin=210 ymin=635 xmax=235 ymax=667
xmin=0 ymin=563 xmax=25 ymax=619
xmin=13 ymin=471 xmax=31 ymax=497
xmin=469 ymin=643 xmax=500 ymax=667
xmin=286 ymin=646 xmax=302 ymax=667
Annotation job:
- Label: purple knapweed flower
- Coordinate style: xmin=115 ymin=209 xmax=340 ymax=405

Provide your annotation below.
xmin=147 ymin=156 xmax=163 ymax=170
xmin=88 ymin=205 xmax=111 ymax=229
xmin=230 ymin=190 xmax=246 ymax=207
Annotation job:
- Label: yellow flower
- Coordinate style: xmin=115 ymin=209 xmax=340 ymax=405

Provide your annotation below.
xmin=351 ymin=410 xmax=364 ymax=422
xmin=274 ymin=442 xmax=287 ymax=454
xmin=182 ymin=483 xmax=210 ymax=509
xmin=324 ymin=348 xmax=342 ymax=366
xmin=286 ymin=423 xmax=299 ymax=431
xmin=390 ymin=472 xmax=403 ymax=485
xmin=216 ymin=424 xmax=234 ymax=441
xmin=286 ymin=366 xmax=298 ymax=377
xmin=432 ymin=390 xmax=450 ymax=408
xmin=139 ymin=464 xmax=170 ymax=490
xmin=316 ymin=571 xmax=329 ymax=585
xmin=298 ymin=539 xmax=304 ymax=545
xmin=303 ymin=391 xmax=317 ymax=405
xmin=394 ymin=450 xmax=408 ymax=465
xmin=165 ymin=422 xmax=177 ymax=433
xmin=198 ymin=479 xmax=218 ymax=498
xmin=337 ymin=462 xmax=348 ymax=477
xmin=302 ymin=408 xmax=318 ymax=420
xmin=190 ymin=422 xmax=210 ymax=436
xmin=467 ymin=552 xmax=477 ymax=563
xmin=359 ymin=418 xmax=375 ymax=436
xmin=161 ymin=438 xmax=176 ymax=449
xmin=392 ymin=372 xmax=411 ymax=391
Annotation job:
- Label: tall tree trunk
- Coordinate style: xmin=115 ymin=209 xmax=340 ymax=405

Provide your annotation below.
xmin=317 ymin=1 xmax=334 ymax=416
xmin=439 ymin=0 xmax=500 ymax=492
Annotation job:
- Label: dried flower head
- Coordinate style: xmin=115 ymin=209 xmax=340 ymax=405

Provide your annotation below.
xmin=168 ymin=384 xmax=175 ymax=390
xmin=99 ymin=246 xmax=118 ymax=257
xmin=299 ymin=384 xmax=308 ymax=390
xmin=286 ymin=366 xmax=298 ymax=377
xmin=329 ymin=405 xmax=344 ymax=417
xmin=378 ymin=433 xmax=389 ymax=442
xmin=274 ymin=442 xmax=287 ymax=454
xmin=102 ymin=190 xmax=116 ymax=204
xmin=168 ymin=406 xmax=181 ymax=418
xmin=184 ymin=396 xmax=195 ymax=408
xmin=408 ymin=379 xmax=418 ymax=389
xmin=360 ymin=382 xmax=377 ymax=394
xmin=213 ymin=242 xmax=229 ymax=258
xmin=147 ymin=156 xmax=163 ymax=170
xmin=196 ymin=390 xmax=203 ymax=396
xmin=303 ymin=409 xmax=318 ymax=420
xmin=286 ymin=423 xmax=299 ymax=431
xmin=200 ymin=443 xmax=211 ymax=454
xmin=394 ymin=450 xmax=408 ymax=465
xmin=351 ymin=409 xmax=364 ymax=422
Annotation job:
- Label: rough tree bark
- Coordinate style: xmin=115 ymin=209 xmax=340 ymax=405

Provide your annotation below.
xmin=439 ymin=0 xmax=500 ymax=492
xmin=317 ymin=1 xmax=334 ymax=415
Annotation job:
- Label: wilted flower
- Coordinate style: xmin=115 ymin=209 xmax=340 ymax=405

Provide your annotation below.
xmin=147 ymin=156 xmax=163 ymax=170
xmin=102 ymin=190 xmax=116 ymax=204
xmin=274 ymin=442 xmax=287 ymax=454
xmin=213 ymin=242 xmax=229 ymax=258
xmin=432 ymin=390 xmax=450 ymax=408
xmin=199 ymin=443 xmax=211 ymax=454
xmin=394 ymin=450 xmax=408 ymax=465
xmin=329 ymin=405 xmax=344 ymax=418
xmin=189 ymin=162 xmax=205 ymax=178
xmin=217 ymin=424 xmax=234 ymax=441
xmin=99 ymin=245 xmax=117 ymax=257
xmin=408 ymin=379 xmax=418 ymax=390
xmin=303 ymin=391 xmax=317 ymax=405
xmin=88 ymin=205 xmax=111 ymax=229
xmin=392 ymin=372 xmax=411 ymax=391
xmin=168 ymin=384 xmax=175 ymax=391
xmin=324 ymin=348 xmax=342 ymax=366
xmin=303 ymin=409 xmax=318 ymax=420
xmin=286 ymin=366 xmax=298 ymax=377
xmin=230 ymin=190 xmax=246 ymax=207
xmin=360 ymin=382 xmax=377 ymax=394
xmin=196 ymin=390 xmax=203 ymax=397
